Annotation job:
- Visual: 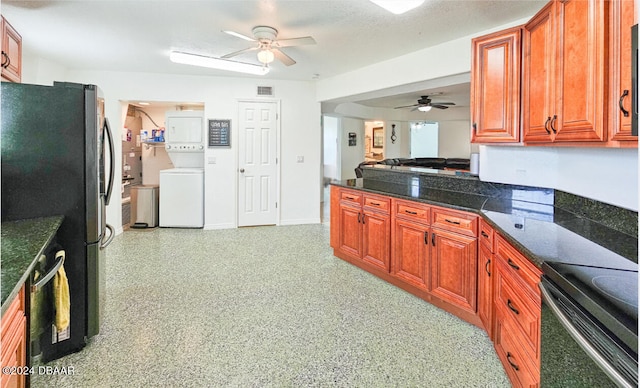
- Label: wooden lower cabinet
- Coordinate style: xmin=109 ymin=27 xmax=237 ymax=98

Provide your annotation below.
xmin=330 ymin=186 xmax=544 ymax=386
xmin=477 ymin=242 xmax=494 ymax=337
xmin=1 ymin=285 xmax=27 ymax=388
xmin=494 ymin=234 xmax=542 ymax=387
xmin=332 ymin=186 xmax=391 ymax=272
xmin=430 ymin=228 xmax=477 ymax=313
xmin=391 ymin=218 xmax=430 ymax=289
xmin=362 ymin=209 xmax=391 ymax=271
xmin=337 ymin=201 xmax=362 ymax=258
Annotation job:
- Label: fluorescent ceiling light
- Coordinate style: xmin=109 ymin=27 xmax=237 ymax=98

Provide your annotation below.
xmin=369 ymin=0 xmax=425 ymax=14
xmin=222 ymin=30 xmax=255 ymax=41
xmin=169 ymin=51 xmax=269 ymax=75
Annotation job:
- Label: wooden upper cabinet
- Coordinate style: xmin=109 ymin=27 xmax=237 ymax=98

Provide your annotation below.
xmin=471 ymin=26 xmax=522 ymax=143
xmin=1 ymin=16 xmax=22 ymax=83
xmin=523 ymin=0 xmax=607 ymax=143
xmin=522 ymin=1 xmax=556 ymax=142
xmin=609 ymin=0 xmax=637 ymax=142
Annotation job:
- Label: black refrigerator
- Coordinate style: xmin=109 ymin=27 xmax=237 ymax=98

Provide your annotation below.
xmin=1 ymin=81 xmax=115 ymax=361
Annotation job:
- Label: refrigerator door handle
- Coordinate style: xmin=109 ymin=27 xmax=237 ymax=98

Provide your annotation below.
xmin=104 ymin=118 xmax=115 ymax=205
xmin=100 ymin=223 xmax=115 ymax=250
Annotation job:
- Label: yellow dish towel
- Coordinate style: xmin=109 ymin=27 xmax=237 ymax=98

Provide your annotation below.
xmin=53 ymin=251 xmax=70 ymax=332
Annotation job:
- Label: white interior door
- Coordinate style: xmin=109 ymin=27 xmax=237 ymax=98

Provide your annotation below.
xmin=238 ymin=101 xmax=278 ymax=227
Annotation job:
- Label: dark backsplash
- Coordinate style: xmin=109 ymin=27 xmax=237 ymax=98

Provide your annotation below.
xmin=361 ymin=166 xmax=638 ymax=238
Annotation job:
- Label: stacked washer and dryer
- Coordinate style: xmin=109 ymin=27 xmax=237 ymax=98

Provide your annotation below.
xmin=159 ymin=111 xmax=205 ymax=228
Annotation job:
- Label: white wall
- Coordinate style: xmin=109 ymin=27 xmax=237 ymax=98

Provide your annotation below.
xmin=383 ymin=121 xmax=409 ymax=159
xmin=438 ymin=120 xmax=473 ymax=158
xmin=47 ymin=70 xmax=322 ymax=231
xmin=322 ymin=116 xmax=339 ymax=181
xmin=339 ymin=117 xmax=365 ymax=180
xmin=480 ymin=146 xmax=639 ymax=211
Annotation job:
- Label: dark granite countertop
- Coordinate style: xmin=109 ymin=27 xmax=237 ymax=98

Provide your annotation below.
xmin=331 ymin=178 xmax=638 ymax=271
xmin=1 ymin=216 xmax=63 ymax=316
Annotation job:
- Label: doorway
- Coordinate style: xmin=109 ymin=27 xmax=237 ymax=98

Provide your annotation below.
xmin=237 ymin=101 xmax=279 ymax=227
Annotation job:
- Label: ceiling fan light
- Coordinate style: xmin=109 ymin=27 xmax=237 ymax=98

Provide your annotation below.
xmin=257 ymin=49 xmax=275 ymax=64
xmin=169 ymin=51 xmax=269 ymax=75
xmin=369 ymin=0 xmax=425 ymax=14
xmin=418 ymin=105 xmax=432 ymax=112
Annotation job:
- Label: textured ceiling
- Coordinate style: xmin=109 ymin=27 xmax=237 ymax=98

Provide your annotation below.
xmin=2 ymin=0 xmax=545 ymax=107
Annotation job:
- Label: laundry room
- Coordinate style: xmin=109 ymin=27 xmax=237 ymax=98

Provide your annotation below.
xmin=121 ymin=101 xmax=205 ymax=230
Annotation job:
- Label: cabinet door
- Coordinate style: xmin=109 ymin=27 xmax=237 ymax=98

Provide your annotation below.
xmin=478 ymin=243 xmax=494 ymax=339
xmin=391 ymin=219 xmax=429 ymax=289
xmin=338 ymin=204 xmax=362 ymax=259
xmin=429 ymin=229 xmax=477 ymax=313
xmin=553 ymin=0 xmax=606 ymax=142
xmin=523 ymin=1 xmax=556 ymax=142
xmin=1 ymin=16 xmax=21 ymax=83
xmin=362 ymin=210 xmax=391 ymax=271
xmin=471 ymin=26 xmax=522 ymax=143
xmin=609 ymin=0 xmax=637 ymax=141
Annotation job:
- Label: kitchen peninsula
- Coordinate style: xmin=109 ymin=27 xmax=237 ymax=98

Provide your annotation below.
xmin=330 ymin=165 xmax=638 ymax=387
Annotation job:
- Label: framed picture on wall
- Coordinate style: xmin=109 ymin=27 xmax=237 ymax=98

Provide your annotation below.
xmin=373 ymin=127 xmax=384 ymax=148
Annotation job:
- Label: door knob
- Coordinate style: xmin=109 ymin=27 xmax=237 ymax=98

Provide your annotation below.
xmin=240 ymin=168 xmax=245 ymax=173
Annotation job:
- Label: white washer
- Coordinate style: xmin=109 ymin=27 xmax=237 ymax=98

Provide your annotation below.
xmin=159 ymin=168 xmax=204 ymax=228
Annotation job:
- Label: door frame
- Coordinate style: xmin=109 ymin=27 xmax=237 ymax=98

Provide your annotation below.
xmin=235 ymin=98 xmax=281 ymax=227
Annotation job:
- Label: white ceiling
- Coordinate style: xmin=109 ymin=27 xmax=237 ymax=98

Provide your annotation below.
xmin=2 ymin=0 xmax=544 ymax=109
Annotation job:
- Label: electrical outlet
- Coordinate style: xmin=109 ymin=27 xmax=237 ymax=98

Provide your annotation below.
xmin=297 ymin=156 xmax=304 ymax=163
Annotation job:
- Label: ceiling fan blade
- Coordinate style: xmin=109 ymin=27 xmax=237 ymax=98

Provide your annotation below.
xmin=394 ymin=103 xmax=419 ymax=109
xmin=275 ymin=36 xmax=316 ymax=47
xmin=221 ymin=46 xmax=258 ymax=59
xmin=223 ymin=30 xmax=256 ymax=42
xmin=433 ymin=102 xmax=455 ymax=105
xmin=273 ymin=48 xmax=296 ymax=66
xmin=431 ymin=104 xmax=450 ymax=109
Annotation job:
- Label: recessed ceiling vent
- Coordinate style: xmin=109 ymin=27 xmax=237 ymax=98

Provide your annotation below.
xmin=257 ymin=86 xmax=274 ymax=97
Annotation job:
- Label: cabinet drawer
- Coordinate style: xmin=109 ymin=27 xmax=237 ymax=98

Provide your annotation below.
xmin=495 ymin=259 xmax=541 ymax=360
xmin=1 ymin=285 xmax=24 ymax=337
xmin=340 ymin=189 xmax=362 ymax=205
xmin=479 ymin=218 xmax=495 ymax=251
xmin=431 ymin=206 xmax=478 ymax=237
xmin=494 ymin=319 xmax=539 ymax=387
xmin=394 ymin=199 xmax=430 ymax=224
xmin=495 ymin=235 xmax=541 ymax=292
xmin=364 ymin=194 xmax=390 ymax=213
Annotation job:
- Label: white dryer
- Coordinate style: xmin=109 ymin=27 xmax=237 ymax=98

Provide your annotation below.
xmin=159 ymin=110 xmax=205 ymax=228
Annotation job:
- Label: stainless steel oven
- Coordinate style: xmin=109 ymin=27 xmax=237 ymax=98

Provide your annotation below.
xmin=540 ymin=262 xmax=638 ymax=387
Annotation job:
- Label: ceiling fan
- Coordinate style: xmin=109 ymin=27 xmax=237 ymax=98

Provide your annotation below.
xmin=222 ymin=26 xmax=316 ymax=66
xmin=394 ymin=96 xmax=456 ymax=111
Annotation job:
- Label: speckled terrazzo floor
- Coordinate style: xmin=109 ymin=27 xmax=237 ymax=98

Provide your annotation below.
xmin=31 ymin=222 xmax=509 ymax=387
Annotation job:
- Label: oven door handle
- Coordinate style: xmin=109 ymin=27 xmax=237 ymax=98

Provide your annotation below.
xmin=539 ymin=280 xmax=634 ymax=388
xmin=31 ymin=250 xmax=65 ymax=293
